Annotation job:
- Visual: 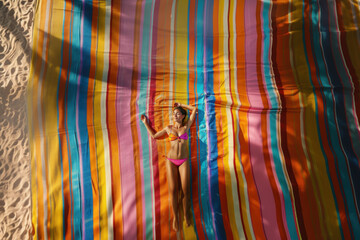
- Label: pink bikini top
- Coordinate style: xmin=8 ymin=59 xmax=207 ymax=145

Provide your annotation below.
xmin=168 ymin=132 xmax=188 ymax=141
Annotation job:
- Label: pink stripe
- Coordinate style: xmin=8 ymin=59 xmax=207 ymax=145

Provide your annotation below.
xmin=116 ymin=1 xmax=137 ymax=239
xmin=245 ymin=1 xmax=280 ymax=239
xmin=260 ymin=2 xmax=290 ymax=239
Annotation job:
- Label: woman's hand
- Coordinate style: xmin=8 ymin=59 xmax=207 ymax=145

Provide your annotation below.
xmin=174 ymin=102 xmax=181 ymax=108
xmin=141 ymin=115 xmax=147 ymax=123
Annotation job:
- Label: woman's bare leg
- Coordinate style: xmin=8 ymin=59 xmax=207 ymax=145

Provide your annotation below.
xmin=179 ymin=160 xmax=191 ymax=226
xmin=166 ymin=160 xmax=180 ymax=231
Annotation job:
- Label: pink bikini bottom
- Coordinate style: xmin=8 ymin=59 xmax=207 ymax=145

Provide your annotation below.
xmin=167 ymin=157 xmax=187 ymax=166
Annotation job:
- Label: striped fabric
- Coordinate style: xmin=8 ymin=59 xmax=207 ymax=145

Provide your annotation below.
xmin=27 ymin=0 xmax=360 ymax=239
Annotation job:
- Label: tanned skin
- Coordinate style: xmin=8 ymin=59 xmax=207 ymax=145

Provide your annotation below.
xmin=141 ymin=102 xmax=197 ymax=231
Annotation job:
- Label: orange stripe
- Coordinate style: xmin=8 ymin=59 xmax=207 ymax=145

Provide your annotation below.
xmin=107 ymin=0 xmax=122 ymax=238
xmin=163 ymin=2 xmax=174 ymax=237
xmin=155 ymin=1 xmax=172 ymax=238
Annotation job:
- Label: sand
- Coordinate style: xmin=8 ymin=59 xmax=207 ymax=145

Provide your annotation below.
xmin=0 ymin=0 xmax=35 ymax=239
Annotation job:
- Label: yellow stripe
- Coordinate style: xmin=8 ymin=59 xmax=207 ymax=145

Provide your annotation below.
xmin=94 ymin=0 xmax=109 ymax=238
xmin=29 ymin=0 xmax=45 ymax=238
xmin=174 ymin=0 xmax=188 ymax=100
xmin=217 ymin=0 xmax=237 ymax=238
xmin=44 ymin=0 xmax=63 ymax=238
xmin=28 ymin=0 xmax=41 ymax=238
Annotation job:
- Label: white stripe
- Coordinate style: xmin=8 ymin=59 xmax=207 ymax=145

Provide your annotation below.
xmin=101 ymin=1 xmax=113 ymax=239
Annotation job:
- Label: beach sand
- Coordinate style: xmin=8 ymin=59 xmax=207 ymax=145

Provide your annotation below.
xmin=0 ymin=0 xmax=35 ymax=239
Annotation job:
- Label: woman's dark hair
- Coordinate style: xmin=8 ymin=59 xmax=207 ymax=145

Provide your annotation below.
xmin=174 ymin=106 xmax=187 ymax=124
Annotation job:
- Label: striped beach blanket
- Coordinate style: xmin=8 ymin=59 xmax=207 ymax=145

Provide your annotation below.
xmin=28 ymin=0 xmax=360 ymax=239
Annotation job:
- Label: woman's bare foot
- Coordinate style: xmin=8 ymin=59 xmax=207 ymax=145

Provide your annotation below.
xmin=173 ymin=217 xmax=179 ymax=231
xmin=184 ymin=211 xmax=191 ymax=227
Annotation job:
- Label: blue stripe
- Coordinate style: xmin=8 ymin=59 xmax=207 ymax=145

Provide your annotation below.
xmin=78 ymin=0 xmax=94 ymax=238
xmin=262 ymin=1 xmax=299 ymax=239
xmin=195 ymin=0 xmax=213 ymax=238
xmin=192 ymin=1 xmax=208 ymax=238
xmin=68 ymin=1 xmax=82 ymax=238
xmin=139 ymin=0 xmax=154 ymax=238
xmin=205 ymin=0 xmax=226 ymax=238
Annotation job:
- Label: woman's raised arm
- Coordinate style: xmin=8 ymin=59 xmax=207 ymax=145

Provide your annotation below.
xmin=141 ymin=115 xmax=168 ymax=139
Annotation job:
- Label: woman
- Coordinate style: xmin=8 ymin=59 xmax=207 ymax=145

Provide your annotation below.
xmin=141 ymin=102 xmax=197 ymax=231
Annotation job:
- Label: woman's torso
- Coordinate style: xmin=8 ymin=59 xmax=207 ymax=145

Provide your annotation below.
xmin=166 ymin=125 xmax=189 ymax=159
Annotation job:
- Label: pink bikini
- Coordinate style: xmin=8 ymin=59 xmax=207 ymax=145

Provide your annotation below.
xmin=167 ymin=132 xmax=188 ymax=166
xmin=167 ymin=157 xmax=188 ymax=166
